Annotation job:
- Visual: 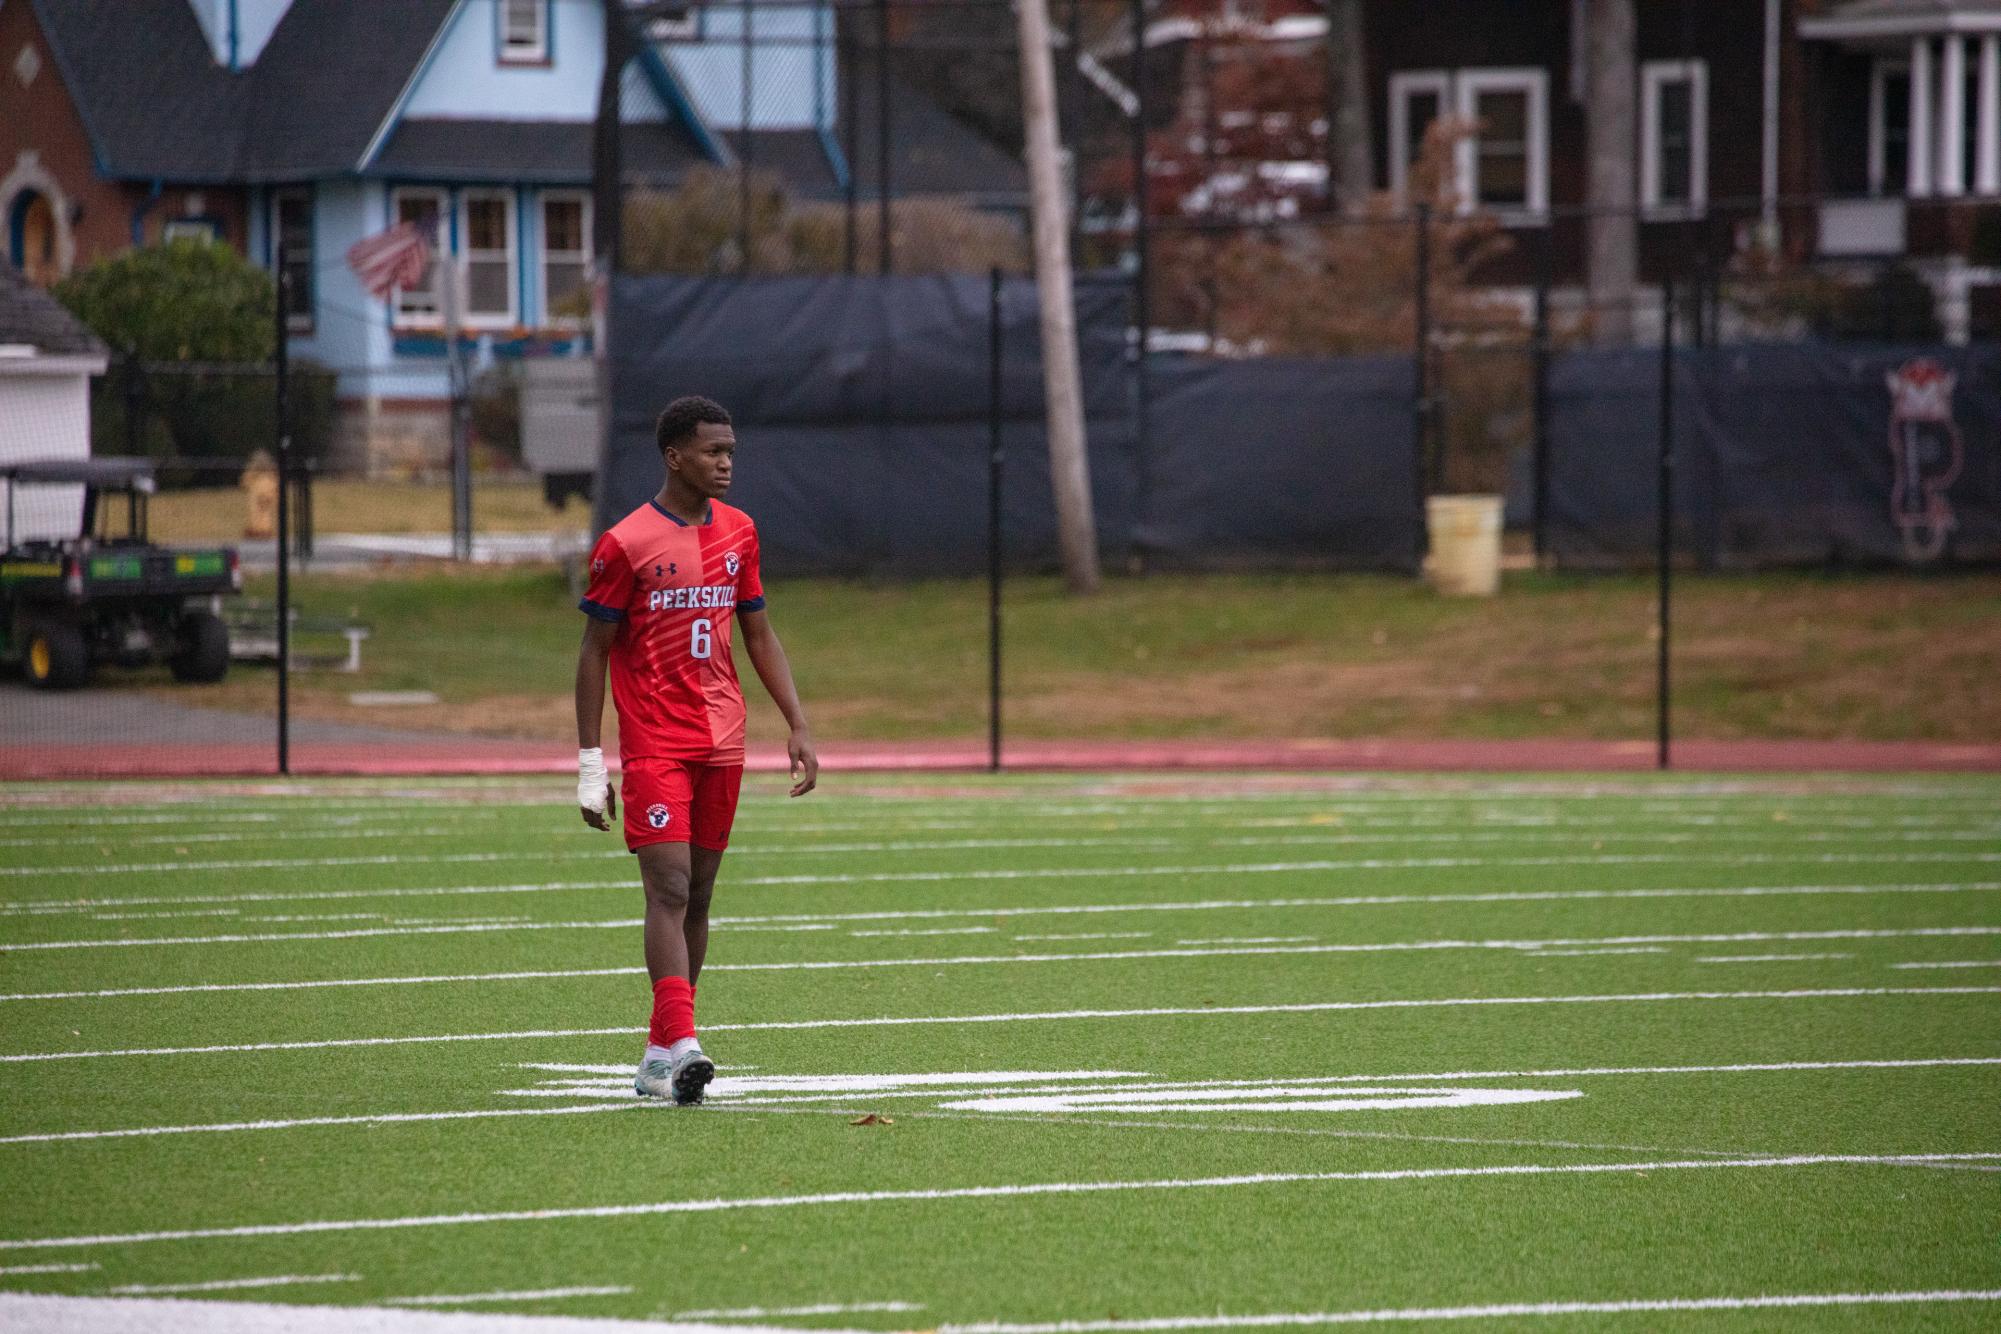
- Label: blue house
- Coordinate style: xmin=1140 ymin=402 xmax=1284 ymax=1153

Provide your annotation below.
xmin=10 ymin=0 xmax=1024 ymax=471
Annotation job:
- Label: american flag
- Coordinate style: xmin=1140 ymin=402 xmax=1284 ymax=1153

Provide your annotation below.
xmin=345 ymin=222 xmax=431 ymax=299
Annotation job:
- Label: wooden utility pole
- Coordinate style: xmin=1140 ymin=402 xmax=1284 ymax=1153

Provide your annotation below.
xmin=1324 ymin=0 xmax=1373 ymax=211
xmin=1015 ymin=0 xmax=1099 ymax=593
xmin=1585 ymin=0 xmax=1638 ymax=344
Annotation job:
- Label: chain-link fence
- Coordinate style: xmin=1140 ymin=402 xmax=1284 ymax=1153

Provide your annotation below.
xmin=4 ymin=0 xmax=1997 ymax=778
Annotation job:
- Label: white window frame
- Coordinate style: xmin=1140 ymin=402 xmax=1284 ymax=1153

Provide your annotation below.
xmin=536 ymin=190 xmax=593 ymax=330
xmin=499 ymin=0 xmax=548 ymax=63
xmin=1641 ymin=59 xmax=1708 ymax=218
xmin=631 ymin=2 xmax=700 ymax=42
xmin=390 ymin=186 xmax=448 ymax=330
xmin=271 ymin=188 xmax=315 ymax=334
xmin=458 ymin=188 xmax=518 ymax=330
xmin=1388 ymin=70 xmax=1451 ymax=204
xmin=1454 ymin=67 xmax=1549 ymax=221
xmin=1870 ymin=58 xmax=1913 ymax=197
xmin=161 ymin=218 xmax=219 ymax=244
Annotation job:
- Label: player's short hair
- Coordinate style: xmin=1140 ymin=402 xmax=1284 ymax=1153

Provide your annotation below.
xmin=656 ymin=396 xmax=732 ymax=454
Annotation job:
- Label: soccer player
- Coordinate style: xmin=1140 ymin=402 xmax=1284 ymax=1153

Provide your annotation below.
xmin=574 ymin=395 xmax=818 ymax=1106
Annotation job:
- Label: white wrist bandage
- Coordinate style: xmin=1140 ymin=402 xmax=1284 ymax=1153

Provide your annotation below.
xmin=578 ymin=747 xmax=609 ymax=815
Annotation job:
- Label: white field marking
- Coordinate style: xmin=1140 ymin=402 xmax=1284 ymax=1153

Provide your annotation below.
xmin=674 ymin=1304 xmax=923 ymax=1319
xmin=849 ymin=927 xmax=998 ymax=937
xmin=86 ymin=909 xmax=245 ymax=921
xmin=18 ymin=1057 xmax=1990 ymax=1150
xmin=11 ymin=918 xmax=1999 ymax=961
xmin=4 ymin=987 xmax=1998 ymax=1064
xmin=1893 ymin=959 xmax=2001 ymax=969
xmin=18 ymin=837 xmax=2001 ymax=882
xmin=0 ymin=917 xmax=848 ymax=953
xmin=386 ymin=1287 xmax=633 ymax=1306
xmin=1014 ymin=932 xmax=1155 ymax=941
xmin=912 ymin=1106 xmax=1747 ymax=1161
xmin=6 ymin=1155 xmax=1998 ymax=1252
xmin=1172 ymin=936 xmax=1317 ymax=945
xmin=104 ymin=1273 xmax=359 ymax=1295
xmin=1696 ymin=953 xmax=1855 ymax=963
xmin=11 ymin=809 xmax=1993 ymax=850
xmin=935 ymin=1289 xmax=2001 ymax=1331
xmin=0 ymin=1261 xmax=98 ymax=1274
xmin=936 ymin=1086 xmax=1585 ymax=1116
xmin=0 ymin=967 xmax=637 ymax=1004
xmin=0 ymin=1293 xmax=881 ymax=1334
xmin=3 ymin=923 xmax=1994 ymax=982
xmin=7 ymin=875 xmax=1996 ymax=922
xmin=0 ymin=1100 xmax=664 ymax=1146
xmin=1523 ymin=948 xmax=1669 ymax=957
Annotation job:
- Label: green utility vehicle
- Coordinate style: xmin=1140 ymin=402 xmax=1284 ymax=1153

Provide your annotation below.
xmin=1 ymin=458 xmax=241 ymax=689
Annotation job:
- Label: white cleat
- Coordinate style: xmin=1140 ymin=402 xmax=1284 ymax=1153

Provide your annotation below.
xmin=635 ymin=1043 xmax=715 ymax=1105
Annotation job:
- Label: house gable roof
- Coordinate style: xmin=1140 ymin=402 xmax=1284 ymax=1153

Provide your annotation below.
xmin=27 ymin=0 xmax=1018 ymax=199
xmin=27 ymin=0 xmax=246 ymax=181
xmin=0 ymin=263 xmax=110 ymax=359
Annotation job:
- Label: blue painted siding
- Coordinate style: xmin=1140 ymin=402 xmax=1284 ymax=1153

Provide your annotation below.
xmin=404 ymin=0 xmax=671 ymax=121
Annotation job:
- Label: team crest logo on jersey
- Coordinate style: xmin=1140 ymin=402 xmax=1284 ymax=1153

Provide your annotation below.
xmin=1885 ymin=358 xmax=1965 ymax=563
xmin=646 ymin=804 xmax=671 ymax=830
xmin=591 ymin=557 xmax=605 ymax=575
xmin=724 ymin=552 xmax=741 ymax=576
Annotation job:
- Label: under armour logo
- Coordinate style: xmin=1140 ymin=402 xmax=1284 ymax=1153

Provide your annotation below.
xmin=669 ymin=563 xmax=678 ymax=575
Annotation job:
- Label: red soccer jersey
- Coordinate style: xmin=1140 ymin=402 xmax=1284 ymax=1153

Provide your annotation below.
xmin=580 ymin=499 xmax=766 ymax=764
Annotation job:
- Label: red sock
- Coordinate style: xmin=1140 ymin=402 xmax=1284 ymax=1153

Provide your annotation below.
xmin=649 ymin=976 xmax=695 ymax=1046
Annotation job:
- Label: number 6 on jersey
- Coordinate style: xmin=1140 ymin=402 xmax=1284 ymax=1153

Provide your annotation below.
xmin=690 ymin=617 xmax=713 ymax=659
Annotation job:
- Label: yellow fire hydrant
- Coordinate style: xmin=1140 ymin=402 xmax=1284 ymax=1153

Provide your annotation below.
xmin=241 ymin=449 xmax=278 ymax=539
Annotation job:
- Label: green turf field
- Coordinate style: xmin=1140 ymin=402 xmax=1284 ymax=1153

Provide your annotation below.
xmin=0 ymin=772 xmax=1998 ymax=1331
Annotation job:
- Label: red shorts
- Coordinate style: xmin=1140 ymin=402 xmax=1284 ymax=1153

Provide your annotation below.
xmin=620 ymin=759 xmax=744 ymax=852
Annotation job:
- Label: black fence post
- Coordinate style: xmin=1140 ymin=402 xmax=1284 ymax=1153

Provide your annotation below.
xmin=1129 ymin=0 xmax=1151 ymax=571
xmin=295 ymin=459 xmax=314 ymax=562
xmin=123 ymin=351 xmax=144 ymax=456
xmin=274 ymin=258 xmax=292 ymax=777
xmin=841 ymin=9 xmax=858 ymax=274
xmin=1530 ymin=225 xmax=1552 ymax=567
xmin=987 ymin=267 xmax=1005 ymax=774
xmin=875 ymin=0 xmax=891 ymax=275
xmin=1656 ymin=279 xmax=1675 ymax=772
xmin=739 ymin=0 xmax=755 ymax=272
xmin=1413 ymin=202 xmax=1432 ymax=565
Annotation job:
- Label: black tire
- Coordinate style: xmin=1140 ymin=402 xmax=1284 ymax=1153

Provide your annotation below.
xmin=23 ymin=621 xmax=89 ymax=690
xmin=170 ymin=611 xmax=231 ymax=684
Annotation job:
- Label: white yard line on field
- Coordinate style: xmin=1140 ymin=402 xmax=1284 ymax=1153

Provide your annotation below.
xmin=385 ymin=1287 xmax=633 ymax=1306
xmin=0 ymin=1293 xmax=849 ymax=1334
xmin=1522 ymin=948 xmax=1668 ymax=957
xmin=103 ymin=1274 xmax=358 ymax=1295
xmin=5 ymin=922 xmax=1995 ymax=966
xmin=1892 ymin=959 xmax=2001 ymax=969
xmin=3 ymin=1155 xmax=1996 ymax=1252
xmin=848 ymin=927 xmax=998 ymax=938
xmin=673 ymin=1303 xmax=924 ymax=1318
xmin=936 ymin=1289 xmax=2001 ymax=1330
xmin=7 ymin=1056 xmax=1995 ymax=1147
xmin=3 ymin=925 xmax=1994 ymax=991
xmin=6 ymin=876 xmax=1995 ymax=921
xmin=1014 ymin=932 xmax=1155 ymax=941
xmin=0 ymin=1261 xmax=99 ymax=1274
xmin=9 ymin=846 xmax=2000 ymax=881
xmin=1 ymin=988 xmax=1996 ymax=1064
xmin=1696 ymin=953 xmax=1855 ymax=963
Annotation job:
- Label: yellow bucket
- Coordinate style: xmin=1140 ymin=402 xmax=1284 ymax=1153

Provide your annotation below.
xmin=1424 ymin=494 xmax=1503 ymax=597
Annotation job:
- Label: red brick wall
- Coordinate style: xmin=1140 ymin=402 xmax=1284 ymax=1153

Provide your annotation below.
xmin=0 ymin=0 xmax=247 ymax=285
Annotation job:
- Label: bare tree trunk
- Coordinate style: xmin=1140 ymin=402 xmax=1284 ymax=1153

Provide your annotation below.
xmin=1016 ymin=0 xmax=1100 ymax=593
xmin=1325 ymin=0 xmax=1373 ymax=211
xmin=1585 ymin=0 xmax=1637 ymax=344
